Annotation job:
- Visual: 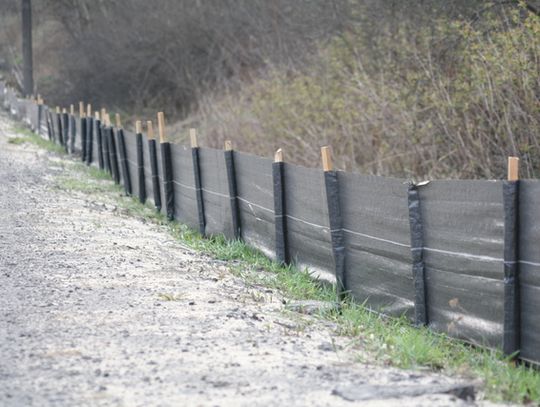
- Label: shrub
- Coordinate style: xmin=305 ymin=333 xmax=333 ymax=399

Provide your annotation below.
xmin=194 ymin=6 xmax=540 ymax=179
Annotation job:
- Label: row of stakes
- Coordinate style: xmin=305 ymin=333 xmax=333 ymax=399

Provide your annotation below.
xmin=27 ymin=94 xmax=337 ymax=172
xmin=28 ymin=94 xmax=520 ymax=178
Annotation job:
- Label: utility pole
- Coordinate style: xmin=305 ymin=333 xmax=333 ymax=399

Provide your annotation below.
xmin=22 ymin=0 xmax=33 ymax=96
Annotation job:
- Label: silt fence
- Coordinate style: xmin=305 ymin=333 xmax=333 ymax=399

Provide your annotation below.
xmin=2 ymin=84 xmax=539 ymax=364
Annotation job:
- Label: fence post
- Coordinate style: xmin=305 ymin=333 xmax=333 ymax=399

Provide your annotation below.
xmin=62 ymin=108 xmax=69 ymax=153
xmin=224 ymin=140 xmax=241 ymax=240
xmin=115 ymin=113 xmax=131 ymax=195
xmin=100 ymin=109 xmax=108 ymax=171
xmin=190 ymin=129 xmax=205 ymax=235
xmin=135 ymin=120 xmax=146 ymax=204
xmin=407 ymin=181 xmax=428 ymax=326
xmin=79 ymin=102 xmax=86 ymax=161
xmin=147 ymin=120 xmax=162 ymax=211
xmin=68 ymin=105 xmax=75 ymax=154
xmin=158 ymin=112 xmax=174 ymax=220
xmin=503 ymin=156 xmax=520 ymax=357
xmin=55 ymin=106 xmax=63 ymax=145
xmin=102 ymin=112 xmax=111 ymax=175
xmin=321 ymin=146 xmax=346 ymax=300
xmin=273 ymin=148 xmax=289 ymax=265
xmin=46 ymin=110 xmax=53 ymax=141
xmin=85 ymin=104 xmax=93 ymax=165
xmin=106 ymin=114 xmax=120 ymax=184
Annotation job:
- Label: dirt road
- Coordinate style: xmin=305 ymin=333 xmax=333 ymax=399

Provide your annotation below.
xmin=0 ymin=111 xmax=481 ymax=406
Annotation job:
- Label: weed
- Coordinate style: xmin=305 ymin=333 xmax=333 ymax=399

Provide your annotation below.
xmin=8 ymin=137 xmax=26 ymax=145
xmin=157 ymin=293 xmax=183 ymax=302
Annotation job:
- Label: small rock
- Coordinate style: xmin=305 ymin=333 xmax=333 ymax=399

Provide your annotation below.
xmin=332 ymin=383 xmax=475 ymax=402
xmin=286 ymin=300 xmax=337 ymax=315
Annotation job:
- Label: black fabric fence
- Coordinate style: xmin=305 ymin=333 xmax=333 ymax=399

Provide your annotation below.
xmin=3 ymin=85 xmax=540 ymax=365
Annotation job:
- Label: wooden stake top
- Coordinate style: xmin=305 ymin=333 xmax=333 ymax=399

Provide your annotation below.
xmin=274 ymin=148 xmax=283 ymax=163
xmin=70 ymin=104 xmax=74 ymax=115
xmin=95 ymin=111 xmax=100 ymax=120
xmin=147 ymin=121 xmax=154 ymax=139
xmin=115 ymin=113 xmax=122 ymax=128
xmin=62 ymin=108 xmax=67 ymax=114
xmin=104 ymin=113 xmax=111 ymax=127
xmin=100 ymin=108 xmax=106 ymax=119
xmin=79 ymin=101 xmax=85 ymax=117
xmin=135 ymin=120 xmax=142 ymax=134
xmin=321 ymin=146 xmax=333 ymax=171
xmin=86 ymin=104 xmax=92 ymax=117
xmin=157 ymin=112 xmax=166 ymax=143
xmin=508 ymin=157 xmax=520 ymax=181
xmin=56 ymin=106 xmax=60 ymax=114
xmin=190 ymin=128 xmax=198 ymax=148
xmin=224 ymin=140 xmax=232 ymax=151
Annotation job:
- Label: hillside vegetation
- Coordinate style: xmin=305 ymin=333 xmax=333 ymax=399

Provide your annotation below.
xmin=194 ymin=7 xmax=540 ymax=179
xmin=1 ymin=0 xmax=539 ymax=178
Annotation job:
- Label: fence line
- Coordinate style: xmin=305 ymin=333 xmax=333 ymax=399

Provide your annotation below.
xmin=2 ymin=83 xmax=538 ymax=365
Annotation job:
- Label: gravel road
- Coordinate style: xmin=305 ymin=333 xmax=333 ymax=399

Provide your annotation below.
xmin=0 ymin=111 xmax=490 ymax=406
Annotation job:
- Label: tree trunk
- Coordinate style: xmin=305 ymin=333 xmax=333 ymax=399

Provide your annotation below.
xmin=22 ymin=0 xmax=33 ymax=96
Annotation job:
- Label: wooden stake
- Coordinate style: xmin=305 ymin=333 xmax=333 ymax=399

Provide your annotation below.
xmin=101 ymin=108 xmax=106 ymax=120
xmin=321 ymin=146 xmax=333 ymax=172
xmin=147 ymin=121 xmax=154 ymax=139
xmin=79 ymin=101 xmax=85 ymax=117
xmin=70 ymin=104 xmax=74 ymax=115
xmin=95 ymin=111 xmax=100 ymax=120
xmin=104 ymin=113 xmax=111 ymax=127
xmin=86 ymin=103 xmax=92 ymax=118
xmin=274 ymin=148 xmax=283 ymax=163
xmin=508 ymin=157 xmax=520 ymax=181
xmin=56 ymin=106 xmax=60 ymax=114
xmin=115 ymin=113 xmax=122 ymax=128
xmin=224 ymin=140 xmax=232 ymax=151
xmin=62 ymin=108 xmax=67 ymax=114
xmin=190 ymin=128 xmax=198 ymax=148
xmin=157 ymin=112 xmax=166 ymax=143
xmin=135 ymin=120 xmax=142 ymax=134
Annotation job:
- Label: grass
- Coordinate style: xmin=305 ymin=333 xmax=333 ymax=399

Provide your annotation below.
xmin=9 ymin=125 xmax=66 ymax=154
xmin=12 ymin=125 xmax=540 ymax=404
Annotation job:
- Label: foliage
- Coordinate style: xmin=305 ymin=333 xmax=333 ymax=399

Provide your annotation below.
xmin=194 ymin=6 xmax=540 ymax=179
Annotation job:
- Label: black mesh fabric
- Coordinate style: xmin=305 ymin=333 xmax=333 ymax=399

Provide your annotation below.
xmin=234 ymin=152 xmax=275 ymax=259
xmin=198 ymin=148 xmax=233 ymax=238
xmin=338 ymin=173 xmax=413 ymax=317
xmin=141 ymin=134 xmax=154 ymax=207
xmin=123 ymin=131 xmax=139 ymax=198
xmin=283 ymin=163 xmax=333 ymax=280
xmin=170 ymin=144 xmax=198 ymax=229
xmin=420 ymin=180 xmax=504 ymax=347
xmin=517 ymin=180 xmax=540 ymax=362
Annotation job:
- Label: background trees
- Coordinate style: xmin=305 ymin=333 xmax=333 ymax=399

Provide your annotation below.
xmin=1 ymin=0 xmax=539 ymax=178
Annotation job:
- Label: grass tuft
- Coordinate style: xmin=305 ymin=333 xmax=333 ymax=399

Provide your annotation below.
xmin=9 ymin=125 xmax=65 ymax=154
xmin=8 ymin=137 xmax=26 ymax=145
